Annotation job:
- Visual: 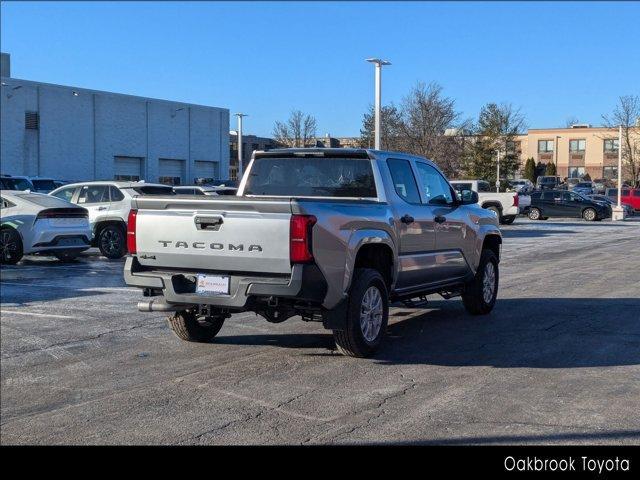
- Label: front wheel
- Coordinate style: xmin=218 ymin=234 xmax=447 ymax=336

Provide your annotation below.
xmin=500 ymin=215 xmax=516 ymax=225
xmin=583 ymin=208 xmax=597 ymax=221
xmin=462 ymin=249 xmax=499 ymax=315
xmin=98 ymin=225 xmax=126 ymax=259
xmin=168 ymin=310 xmax=225 ymax=342
xmin=0 ymin=228 xmax=23 ymax=265
xmin=333 ymin=268 xmax=389 ymax=358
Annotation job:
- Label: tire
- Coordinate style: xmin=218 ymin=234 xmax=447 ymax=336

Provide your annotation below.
xmin=528 ymin=207 xmax=542 ymax=220
xmin=53 ymin=251 xmax=79 ymax=262
xmin=0 ymin=227 xmax=24 ymax=265
xmin=462 ymin=249 xmax=499 ymax=315
xmin=98 ymin=224 xmax=126 ymax=259
xmin=582 ymin=208 xmax=597 ymax=222
xmin=168 ymin=310 xmax=225 ymax=342
xmin=500 ymin=216 xmax=516 ymax=225
xmin=333 ymin=268 xmax=389 ymax=358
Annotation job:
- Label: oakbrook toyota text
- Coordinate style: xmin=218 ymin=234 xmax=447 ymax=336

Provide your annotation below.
xmin=504 ymin=456 xmax=631 ymax=473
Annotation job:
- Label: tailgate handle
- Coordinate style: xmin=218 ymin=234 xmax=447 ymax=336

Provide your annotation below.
xmin=194 ymin=215 xmax=224 ymax=230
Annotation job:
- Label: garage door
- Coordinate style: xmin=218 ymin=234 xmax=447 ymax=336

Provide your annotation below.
xmin=114 ymin=156 xmax=143 ymax=181
xmin=158 ymin=159 xmax=185 ymax=185
xmin=193 ymin=160 xmax=219 ymax=182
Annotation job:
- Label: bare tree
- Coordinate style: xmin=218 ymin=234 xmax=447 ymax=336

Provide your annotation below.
xmin=359 ymin=82 xmax=469 ymax=176
xmin=273 ymin=110 xmax=318 ymax=147
xmin=602 ymin=95 xmax=640 ymax=185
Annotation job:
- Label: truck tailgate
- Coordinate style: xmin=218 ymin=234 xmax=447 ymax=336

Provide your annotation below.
xmin=133 ymin=196 xmax=293 ymax=274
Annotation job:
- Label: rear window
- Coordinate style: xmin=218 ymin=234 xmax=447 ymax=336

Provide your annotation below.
xmin=132 ymin=186 xmax=176 ymax=195
xmin=244 ymin=157 xmax=377 ymax=198
xmin=13 ymin=192 xmax=75 ymax=208
xmin=1 ymin=177 xmax=33 ymax=190
xmin=31 ymin=179 xmax=57 ymax=191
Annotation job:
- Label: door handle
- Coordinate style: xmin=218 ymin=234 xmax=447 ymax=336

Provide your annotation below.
xmin=97 ymin=206 xmax=108 ymax=211
xmin=434 ymin=215 xmax=447 ymax=224
xmin=400 ymin=214 xmax=414 ymax=224
xmin=195 ymin=215 xmax=224 ymax=230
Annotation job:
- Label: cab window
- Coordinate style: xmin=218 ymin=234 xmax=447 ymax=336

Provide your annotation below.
xmin=52 ymin=186 xmax=77 ymax=203
xmin=415 ymin=162 xmax=454 ymax=205
xmin=109 ymin=186 xmax=125 ymax=201
xmin=78 ymin=185 xmax=109 ymax=204
xmin=387 ymin=159 xmax=421 ymax=204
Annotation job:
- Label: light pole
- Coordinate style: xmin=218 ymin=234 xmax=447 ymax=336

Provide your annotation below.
xmin=235 ymin=113 xmax=248 ymax=179
xmin=496 ymin=150 xmax=501 ymax=192
xmin=366 ymin=58 xmax=391 ymax=150
xmin=617 ymin=125 xmax=623 ymax=208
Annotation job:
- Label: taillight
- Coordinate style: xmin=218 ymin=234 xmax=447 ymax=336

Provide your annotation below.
xmin=290 ymin=214 xmax=316 ymax=264
xmin=127 ymin=209 xmax=137 ymax=254
xmin=36 ymin=208 xmax=88 ymax=219
xmin=513 ymin=195 xmax=519 ymax=207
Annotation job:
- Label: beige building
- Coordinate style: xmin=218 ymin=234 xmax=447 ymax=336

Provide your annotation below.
xmin=515 ymin=125 xmax=640 ymax=181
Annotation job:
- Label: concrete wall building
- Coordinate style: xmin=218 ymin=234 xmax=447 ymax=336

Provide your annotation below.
xmin=1 ymin=53 xmax=229 ymax=185
xmin=515 ymin=125 xmax=640 ymax=181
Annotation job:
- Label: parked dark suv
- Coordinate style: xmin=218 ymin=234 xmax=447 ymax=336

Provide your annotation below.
xmin=528 ymin=190 xmax=610 ymax=221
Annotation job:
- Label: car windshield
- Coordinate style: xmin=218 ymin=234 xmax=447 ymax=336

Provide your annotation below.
xmin=244 ymin=156 xmax=377 ymax=198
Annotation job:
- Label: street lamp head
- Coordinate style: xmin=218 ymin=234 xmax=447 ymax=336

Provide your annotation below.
xmin=235 ymin=113 xmax=248 ymax=117
xmin=366 ymin=58 xmax=391 ymax=66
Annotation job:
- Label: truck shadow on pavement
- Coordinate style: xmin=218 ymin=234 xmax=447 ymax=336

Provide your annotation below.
xmin=218 ymin=297 xmax=640 ymax=369
xmin=501 ymin=229 xmax=578 ymax=238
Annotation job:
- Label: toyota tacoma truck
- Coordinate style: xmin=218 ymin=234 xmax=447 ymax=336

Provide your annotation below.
xmin=125 ymin=148 xmax=502 ymax=357
xmin=450 ymin=179 xmax=531 ymax=225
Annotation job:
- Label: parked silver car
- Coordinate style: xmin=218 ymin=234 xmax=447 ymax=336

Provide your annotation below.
xmin=49 ymin=181 xmax=175 ymax=259
xmin=0 ymin=190 xmax=91 ymax=264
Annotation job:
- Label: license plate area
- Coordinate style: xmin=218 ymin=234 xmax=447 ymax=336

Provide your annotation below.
xmin=195 ymin=274 xmax=230 ymax=296
xmin=57 ymin=237 xmax=86 ymax=247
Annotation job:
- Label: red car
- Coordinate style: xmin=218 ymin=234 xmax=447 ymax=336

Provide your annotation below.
xmin=605 ymin=187 xmax=640 ymax=212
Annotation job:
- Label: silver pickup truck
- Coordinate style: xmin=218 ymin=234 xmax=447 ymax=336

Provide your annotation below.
xmin=125 ymin=148 xmax=502 ymax=357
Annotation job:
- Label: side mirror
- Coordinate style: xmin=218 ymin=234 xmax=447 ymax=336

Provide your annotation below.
xmin=460 ymin=190 xmax=479 ymax=205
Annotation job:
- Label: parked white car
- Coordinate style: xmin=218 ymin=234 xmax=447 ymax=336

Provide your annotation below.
xmin=0 ymin=190 xmax=92 ymax=264
xmin=450 ymin=179 xmax=531 ymax=225
xmin=49 ymin=181 xmax=175 ymax=259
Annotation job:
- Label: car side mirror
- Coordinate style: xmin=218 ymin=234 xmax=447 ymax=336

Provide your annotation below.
xmin=460 ymin=190 xmax=479 ymax=205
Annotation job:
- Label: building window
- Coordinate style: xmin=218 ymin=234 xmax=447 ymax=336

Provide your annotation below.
xmin=604 ymin=139 xmax=619 ymax=153
xmin=25 ymin=111 xmax=39 ymax=130
xmin=568 ymin=167 xmax=585 ymax=178
xmin=158 ymin=176 xmax=181 ymax=186
xmin=569 ymin=139 xmax=586 ymax=152
xmin=538 ymin=140 xmax=554 ymax=153
xmin=603 ymin=166 xmax=618 ymax=179
xmin=114 ymin=174 xmax=140 ymax=181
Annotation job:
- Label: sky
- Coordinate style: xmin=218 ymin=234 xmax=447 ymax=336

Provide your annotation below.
xmin=1 ymin=1 xmax=639 ymax=137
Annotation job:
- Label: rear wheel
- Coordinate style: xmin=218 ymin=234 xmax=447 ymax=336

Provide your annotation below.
xmin=98 ymin=224 xmax=126 ymax=259
xmin=500 ymin=215 xmax=516 ymax=225
xmin=528 ymin=207 xmax=542 ymax=220
xmin=462 ymin=249 xmax=499 ymax=315
xmin=583 ymin=208 xmax=597 ymax=221
xmin=0 ymin=228 xmax=23 ymax=265
xmin=168 ymin=310 xmax=225 ymax=342
xmin=333 ymin=268 xmax=389 ymax=358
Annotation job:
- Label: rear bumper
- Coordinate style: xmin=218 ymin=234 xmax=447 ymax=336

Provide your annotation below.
xmin=31 ymin=234 xmax=91 ymax=253
xmin=124 ymin=256 xmax=327 ymax=309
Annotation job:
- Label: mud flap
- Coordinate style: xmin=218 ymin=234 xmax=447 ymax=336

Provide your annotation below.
xmin=322 ymin=299 xmax=348 ymax=331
